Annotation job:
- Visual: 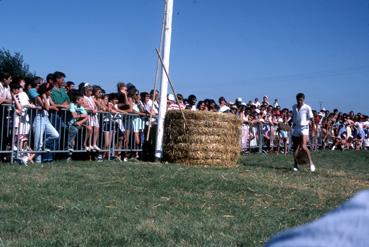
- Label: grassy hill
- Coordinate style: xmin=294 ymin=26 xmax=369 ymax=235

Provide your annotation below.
xmin=0 ymin=151 xmax=368 ymax=246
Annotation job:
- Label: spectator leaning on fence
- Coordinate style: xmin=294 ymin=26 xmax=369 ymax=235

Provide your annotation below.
xmin=0 ymin=72 xmax=12 ymax=104
xmin=82 ymin=84 xmax=101 ymax=152
xmin=33 ymin=82 xmax=60 ymax=164
xmin=67 ymin=94 xmax=89 ymax=155
xmin=50 ymin=71 xmax=69 ymax=108
xmin=10 ymin=82 xmax=34 ymax=154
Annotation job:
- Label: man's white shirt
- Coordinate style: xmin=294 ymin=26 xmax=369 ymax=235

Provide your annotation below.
xmin=292 ymin=103 xmax=313 ymax=127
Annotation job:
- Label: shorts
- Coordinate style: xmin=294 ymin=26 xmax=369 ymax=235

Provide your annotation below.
xmin=292 ymin=126 xmax=309 ymax=137
xmin=102 ymin=120 xmax=111 ymax=132
xmin=88 ymin=114 xmax=99 ymax=127
xmin=132 ymin=117 xmax=145 ymax=133
xmin=279 ymin=130 xmax=288 ymax=139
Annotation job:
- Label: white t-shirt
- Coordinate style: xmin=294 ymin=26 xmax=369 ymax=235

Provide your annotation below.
xmin=147 ymin=99 xmax=159 ymax=114
xmin=219 ymin=105 xmax=230 ymax=113
xmin=253 ymin=101 xmax=261 ymax=108
xmin=18 ymin=92 xmax=30 ymax=107
xmin=292 ymin=103 xmax=313 ymax=127
xmin=0 ymin=83 xmax=11 ymax=102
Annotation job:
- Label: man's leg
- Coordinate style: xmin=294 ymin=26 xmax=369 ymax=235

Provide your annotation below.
xmin=67 ymin=125 xmax=78 ymax=150
xmin=302 ymin=135 xmax=316 ymax=171
xmin=292 ymin=136 xmax=301 ymax=170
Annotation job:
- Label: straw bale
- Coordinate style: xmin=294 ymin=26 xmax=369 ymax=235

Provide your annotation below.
xmin=163 ymin=110 xmax=241 ymax=167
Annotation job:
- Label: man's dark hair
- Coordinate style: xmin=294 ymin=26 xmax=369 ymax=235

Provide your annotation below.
xmin=66 ymin=81 xmax=75 ymax=87
xmin=0 ymin=72 xmax=11 ymax=81
xmin=108 ymin=93 xmax=119 ymax=101
xmin=140 ymin=91 xmax=149 ymax=100
xmin=46 ymin=73 xmax=54 ymax=83
xmin=296 ymin=93 xmax=305 ymax=100
xmin=10 ymin=83 xmax=21 ymax=91
xmin=150 ymin=89 xmax=159 ymax=95
xmin=53 ymin=71 xmax=66 ymax=82
xmin=38 ymin=82 xmax=54 ymax=95
xmin=34 ymin=76 xmax=43 ymax=84
xmin=188 ymin=94 xmax=196 ymax=100
xmin=177 ymin=93 xmax=183 ymax=101
xmin=70 ymin=93 xmax=83 ymax=103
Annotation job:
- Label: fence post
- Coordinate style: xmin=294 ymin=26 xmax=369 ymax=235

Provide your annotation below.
xmin=258 ymin=123 xmax=263 ymax=153
xmin=10 ymin=105 xmax=16 ymax=164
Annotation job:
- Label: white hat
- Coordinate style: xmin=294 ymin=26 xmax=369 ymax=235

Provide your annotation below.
xmin=236 ymin=97 xmax=243 ymax=102
xmin=321 ymin=108 xmax=327 ymax=112
xmin=241 ymin=102 xmax=247 ymax=106
xmin=167 ymin=94 xmax=175 ymax=101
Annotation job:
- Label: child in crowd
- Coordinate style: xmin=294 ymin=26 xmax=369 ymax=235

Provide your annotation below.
xmin=278 ymin=116 xmax=290 ymax=155
xmin=10 ymin=83 xmax=34 ymax=152
xmin=67 ymin=94 xmax=89 ymax=153
xmin=131 ymin=90 xmax=147 ymax=157
xmin=82 ymin=84 xmax=101 ymax=151
xmin=99 ymin=94 xmax=114 ymax=159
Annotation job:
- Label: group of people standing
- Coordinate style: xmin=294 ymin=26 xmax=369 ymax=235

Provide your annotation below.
xmin=1 ymin=71 xmax=368 ymax=168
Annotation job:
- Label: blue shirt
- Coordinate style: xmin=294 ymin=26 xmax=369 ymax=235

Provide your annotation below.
xmin=69 ymin=103 xmax=87 ymax=125
xmin=266 ymin=190 xmax=369 ymax=247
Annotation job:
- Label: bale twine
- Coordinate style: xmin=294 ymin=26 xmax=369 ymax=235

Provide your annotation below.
xmin=163 ymin=110 xmax=241 ymax=167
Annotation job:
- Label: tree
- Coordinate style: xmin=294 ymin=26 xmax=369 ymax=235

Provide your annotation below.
xmin=0 ymin=48 xmax=33 ymax=79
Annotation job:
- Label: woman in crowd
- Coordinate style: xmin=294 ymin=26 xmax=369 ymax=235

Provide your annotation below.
xmin=131 ymin=90 xmax=147 ymax=158
xmin=32 ymin=83 xmax=60 ymax=164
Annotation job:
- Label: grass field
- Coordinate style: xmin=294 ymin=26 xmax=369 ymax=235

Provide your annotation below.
xmin=0 ymin=151 xmax=368 ymax=246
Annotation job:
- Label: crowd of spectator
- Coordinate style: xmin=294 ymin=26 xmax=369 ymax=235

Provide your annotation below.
xmin=1 ymin=71 xmax=368 ymax=165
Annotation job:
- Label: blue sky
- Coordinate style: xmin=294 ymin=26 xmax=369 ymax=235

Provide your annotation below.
xmin=1 ymin=0 xmax=369 ymax=113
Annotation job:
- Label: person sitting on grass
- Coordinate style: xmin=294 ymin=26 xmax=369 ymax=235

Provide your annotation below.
xmin=67 ymin=94 xmax=89 ymax=154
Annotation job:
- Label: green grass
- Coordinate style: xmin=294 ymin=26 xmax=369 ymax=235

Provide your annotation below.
xmin=0 ymin=151 xmax=368 ymax=246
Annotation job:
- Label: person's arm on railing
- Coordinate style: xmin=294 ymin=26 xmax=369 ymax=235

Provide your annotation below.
xmin=12 ymin=93 xmax=23 ymax=115
xmin=72 ymin=111 xmax=89 ymax=127
xmin=37 ymin=94 xmax=50 ymax=111
xmin=48 ymin=97 xmax=59 ymax=112
xmin=0 ymin=93 xmax=12 ymax=104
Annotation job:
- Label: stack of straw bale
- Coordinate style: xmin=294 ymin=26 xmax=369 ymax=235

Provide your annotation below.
xmin=163 ymin=110 xmax=241 ymax=167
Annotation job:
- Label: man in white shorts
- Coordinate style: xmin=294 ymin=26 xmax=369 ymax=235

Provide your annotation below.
xmin=292 ymin=93 xmax=316 ymax=172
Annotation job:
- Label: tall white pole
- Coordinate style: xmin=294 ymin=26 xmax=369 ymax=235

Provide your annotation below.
xmin=155 ymin=0 xmax=174 ymax=160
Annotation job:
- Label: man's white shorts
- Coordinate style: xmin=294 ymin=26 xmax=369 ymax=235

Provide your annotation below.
xmin=292 ymin=126 xmax=309 ymax=137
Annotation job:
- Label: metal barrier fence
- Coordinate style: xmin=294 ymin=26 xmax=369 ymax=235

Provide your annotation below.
xmin=240 ymin=122 xmax=325 ymax=154
xmin=2 ymin=104 xmax=366 ymax=163
xmin=0 ymin=104 xmax=153 ymax=164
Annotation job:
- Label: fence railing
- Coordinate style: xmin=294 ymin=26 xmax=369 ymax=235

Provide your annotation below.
xmin=1 ymin=103 xmax=366 ymax=163
xmin=240 ymin=122 xmax=326 ymax=154
xmin=0 ymin=104 xmax=153 ymax=164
